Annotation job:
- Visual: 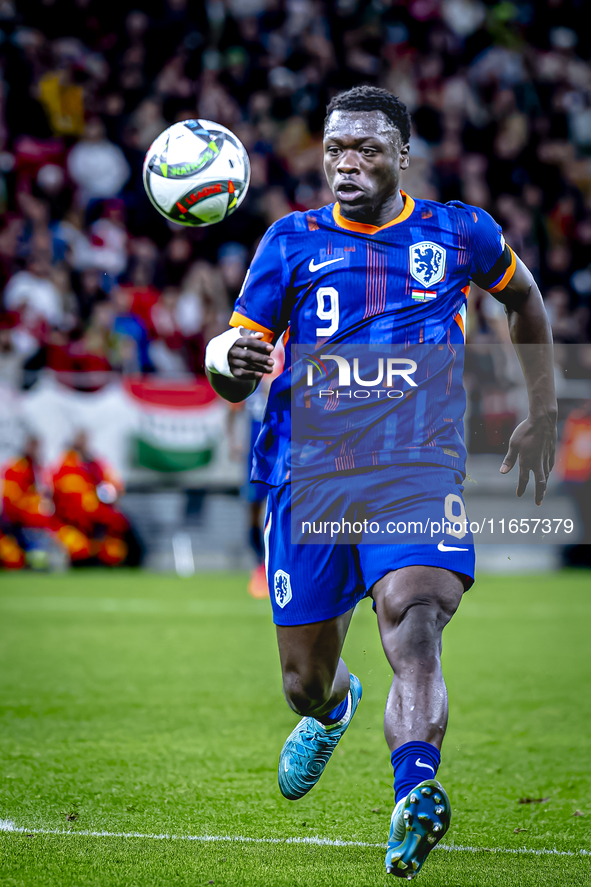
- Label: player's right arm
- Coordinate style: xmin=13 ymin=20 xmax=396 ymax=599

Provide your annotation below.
xmin=205 ymin=225 xmax=285 ymax=404
xmin=206 ymin=328 xmax=274 ymax=403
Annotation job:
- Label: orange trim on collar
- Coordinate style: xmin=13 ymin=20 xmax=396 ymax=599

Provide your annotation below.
xmin=332 ymin=192 xmax=415 ymax=234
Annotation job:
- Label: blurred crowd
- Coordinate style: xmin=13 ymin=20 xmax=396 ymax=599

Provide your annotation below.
xmin=0 ymin=431 xmax=142 ymax=570
xmin=1 ymin=0 xmax=591 ymax=394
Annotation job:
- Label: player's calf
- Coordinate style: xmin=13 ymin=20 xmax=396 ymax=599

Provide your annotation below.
xmin=276 ymin=612 xmax=358 ymax=798
xmin=278 ymin=673 xmax=362 ymax=800
xmin=373 ymin=569 xmax=462 ymax=877
xmin=373 ymin=567 xmax=464 ymax=750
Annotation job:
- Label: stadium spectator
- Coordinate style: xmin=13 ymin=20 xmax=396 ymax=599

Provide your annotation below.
xmin=149 ymin=285 xmax=190 ymax=375
xmin=110 ymin=284 xmax=153 ymax=372
xmin=217 ymin=242 xmax=249 ymax=305
xmin=71 ymin=267 xmax=109 ymax=322
xmin=3 ymin=250 xmax=64 ymax=328
xmin=0 ymin=433 xmax=80 ymax=567
xmin=84 ymin=199 xmax=129 ymax=280
xmin=37 ymin=50 xmax=85 ymax=139
xmin=2 ymin=435 xmax=53 ymax=533
xmin=0 ymin=312 xmax=22 ymax=387
xmin=0 ymin=0 xmax=589 ymax=390
xmin=51 ymin=430 xmax=141 ymax=566
xmin=0 ymin=525 xmax=25 ymax=570
xmin=67 ymin=118 xmax=131 ymax=205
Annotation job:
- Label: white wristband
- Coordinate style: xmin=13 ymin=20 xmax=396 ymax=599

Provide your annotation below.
xmin=205 ymin=327 xmax=243 ymax=378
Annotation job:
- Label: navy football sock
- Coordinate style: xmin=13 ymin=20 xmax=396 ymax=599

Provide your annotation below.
xmin=391 ymin=741 xmax=441 ymax=804
xmin=317 ymin=692 xmax=351 ymax=728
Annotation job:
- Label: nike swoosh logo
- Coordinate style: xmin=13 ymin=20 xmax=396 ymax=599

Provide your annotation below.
xmin=437 ymin=540 xmax=469 ymax=552
xmin=309 ymin=257 xmax=344 ymax=272
xmin=415 ymin=758 xmax=435 ymax=772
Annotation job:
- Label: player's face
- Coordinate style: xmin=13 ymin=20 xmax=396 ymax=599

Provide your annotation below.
xmin=323 ymin=110 xmax=409 ymax=221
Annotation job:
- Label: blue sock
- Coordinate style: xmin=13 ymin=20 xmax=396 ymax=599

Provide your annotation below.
xmin=391 ymin=741 xmax=441 ymax=804
xmin=320 ymin=693 xmax=350 ymax=725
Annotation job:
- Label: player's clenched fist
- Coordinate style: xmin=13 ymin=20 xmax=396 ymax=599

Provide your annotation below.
xmin=228 ymin=329 xmax=275 ymax=381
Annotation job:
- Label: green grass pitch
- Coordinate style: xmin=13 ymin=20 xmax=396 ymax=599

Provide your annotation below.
xmin=1 ymin=568 xmax=590 ymax=886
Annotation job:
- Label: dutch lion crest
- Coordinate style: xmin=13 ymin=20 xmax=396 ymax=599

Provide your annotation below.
xmin=274 ymin=570 xmax=292 ymax=608
xmin=409 ymin=241 xmax=446 ymax=287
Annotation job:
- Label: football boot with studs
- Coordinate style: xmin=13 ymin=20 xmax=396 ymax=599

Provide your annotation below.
xmin=385 ymin=779 xmax=451 ymax=879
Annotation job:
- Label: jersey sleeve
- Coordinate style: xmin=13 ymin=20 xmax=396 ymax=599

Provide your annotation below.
xmin=465 ymin=204 xmax=517 ymax=293
xmin=229 ymin=225 xmax=285 ymax=344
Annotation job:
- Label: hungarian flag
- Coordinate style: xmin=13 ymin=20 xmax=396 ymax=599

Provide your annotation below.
xmin=124 ymin=377 xmax=225 ymax=472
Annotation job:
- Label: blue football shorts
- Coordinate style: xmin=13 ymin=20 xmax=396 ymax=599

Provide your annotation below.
xmin=242 ymin=420 xmax=268 ymax=504
xmin=264 ymin=465 xmax=475 ymax=626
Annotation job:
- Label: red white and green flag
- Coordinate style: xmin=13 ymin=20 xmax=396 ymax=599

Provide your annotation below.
xmin=124 ymin=377 xmax=225 ymax=472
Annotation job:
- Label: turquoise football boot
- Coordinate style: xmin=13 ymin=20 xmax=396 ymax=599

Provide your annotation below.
xmin=278 ymin=674 xmax=362 ymax=800
xmin=385 ymin=780 xmax=451 ymax=879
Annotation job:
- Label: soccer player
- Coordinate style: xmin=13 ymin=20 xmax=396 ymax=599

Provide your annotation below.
xmin=205 ymin=86 xmax=557 ymax=879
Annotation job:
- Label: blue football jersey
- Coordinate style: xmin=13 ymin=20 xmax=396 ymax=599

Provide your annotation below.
xmin=229 ymin=193 xmax=516 ymax=486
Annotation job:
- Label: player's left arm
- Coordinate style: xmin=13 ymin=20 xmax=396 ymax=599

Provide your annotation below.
xmin=492 ymin=255 xmax=557 ymax=505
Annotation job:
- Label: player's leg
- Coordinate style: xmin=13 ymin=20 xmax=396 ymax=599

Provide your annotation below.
xmin=372 ymin=565 xmax=464 ymax=877
xmin=276 ymin=610 xmax=353 ymax=721
xmin=357 ymin=466 xmax=473 ymax=789
xmin=373 ymin=565 xmax=463 ymax=754
xmin=355 ymin=464 xmax=474 ymax=877
xmin=268 ymin=472 xmax=370 ymax=799
xmin=268 ymin=481 xmax=366 ymax=800
xmin=276 ymin=611 xmax=364 ymax=800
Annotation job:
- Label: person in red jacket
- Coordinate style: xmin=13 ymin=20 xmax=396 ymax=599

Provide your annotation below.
xmin=0 ymin=528 xmax=26 ymax=569
xmin=1 ymin=435 xmax=87 ymax=567
xmin=2 ymin=436 xmax=53 ymax=530
xmin=51 ymin=430 xmax=133 ymax=566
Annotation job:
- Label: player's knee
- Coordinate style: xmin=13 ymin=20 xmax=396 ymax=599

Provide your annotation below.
xmin=377 ymin=568 xmax=463 ymax=634
xmin=282 ymin=670 xmax=332 ymax=717
xmin=379 ymin=590 xmax=439 ymax=640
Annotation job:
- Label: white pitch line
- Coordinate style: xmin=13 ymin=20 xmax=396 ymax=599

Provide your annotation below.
xmin=438 ymin=841 xmax=591 ymax=858
xmin=0 ymin=821 xmax=589 ymax=858
xmin=0 ymin=822 xmax=382 ymax=847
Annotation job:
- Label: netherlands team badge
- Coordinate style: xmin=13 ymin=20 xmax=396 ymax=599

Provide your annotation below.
xmin=274 ymin=570 xmax=292 ymax=608
xmin=409 ymin=241 xmax=447 ymax=287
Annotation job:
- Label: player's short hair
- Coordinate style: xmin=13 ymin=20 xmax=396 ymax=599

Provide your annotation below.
xmin=325 ymin=86 xmax=411 ymax=145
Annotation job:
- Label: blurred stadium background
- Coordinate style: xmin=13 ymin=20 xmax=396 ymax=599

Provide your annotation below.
xmin=1 ymin=0 xmax=591 ymax=576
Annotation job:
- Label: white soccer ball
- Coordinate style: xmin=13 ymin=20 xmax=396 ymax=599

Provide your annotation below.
xmin=143 ymin=119 xmax=250 ymax=227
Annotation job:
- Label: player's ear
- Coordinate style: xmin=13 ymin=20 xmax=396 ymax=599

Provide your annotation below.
xmin=399 ymin=143 xmax=410 ymax=170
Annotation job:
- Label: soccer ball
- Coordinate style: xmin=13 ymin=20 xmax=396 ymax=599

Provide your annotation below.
xmin=143 ymin=119 xmax=250 ymax=227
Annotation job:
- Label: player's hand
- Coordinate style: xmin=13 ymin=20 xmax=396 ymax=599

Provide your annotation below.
xmin=500 ymin=414 xmax=557 ymax=505
xmin=228 ymin=329 xmax=274 ymax=381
